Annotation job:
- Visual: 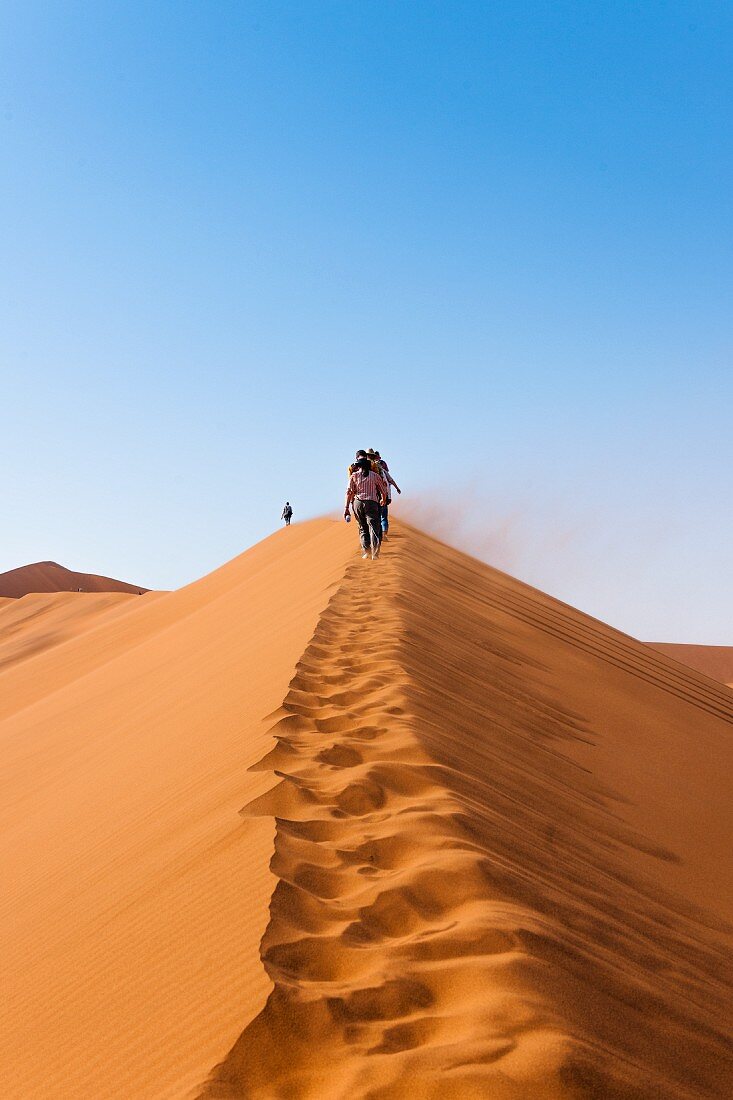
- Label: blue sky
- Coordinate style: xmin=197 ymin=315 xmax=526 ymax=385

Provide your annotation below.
xmin=1 ymin=1 xmax=731 ymax=640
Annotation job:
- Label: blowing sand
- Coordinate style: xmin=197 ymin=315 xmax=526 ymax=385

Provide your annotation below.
xmin=1 ymin=520 xmax=731 ymax=1098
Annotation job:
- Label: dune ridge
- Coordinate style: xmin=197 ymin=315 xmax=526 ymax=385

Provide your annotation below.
xmin=199 ymin=523 xmax=733 ymax=1099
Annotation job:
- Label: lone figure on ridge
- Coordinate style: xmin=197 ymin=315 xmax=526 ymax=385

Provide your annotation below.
xmin=281 ymin=502 xmax=293 ymax=527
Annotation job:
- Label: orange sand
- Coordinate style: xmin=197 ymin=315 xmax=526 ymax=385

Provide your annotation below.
xmin=0 ymin=559 xmax=148 ymax=597
xmin=0 ymin=591 xmax=147 ymax=675
xmin=0 ymin=522 xmax=353 ymax=1098
xmin=1 ymin=520 xmax=732 ymax=1098
xmin=650 ymin=642 xmax=733 ymax=689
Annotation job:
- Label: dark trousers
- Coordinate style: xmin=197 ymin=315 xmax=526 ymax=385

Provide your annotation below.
xmin=353 ymin=499 xmax=381 ymax=553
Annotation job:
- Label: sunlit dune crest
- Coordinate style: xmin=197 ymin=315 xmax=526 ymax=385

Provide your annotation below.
xmin=0 ymin=520 xmax=731 ymax=1098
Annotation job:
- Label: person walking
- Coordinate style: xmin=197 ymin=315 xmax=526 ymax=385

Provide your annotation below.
xmin=347 ymin=448 xmax=374 ymax=477
xmin=344 ymin=455 xmax=388 ymax=559
xmin=368 ymin=449 xmax=401 ymax=537
xmin=281 ymin=502 xmax=293 ymax=526
xmin=347 ymin=451 xmax=383 ymax=544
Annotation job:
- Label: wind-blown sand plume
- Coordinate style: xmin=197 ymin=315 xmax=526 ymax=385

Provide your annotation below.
xmin=200 ymin=523 xmax=733 ymax=1100
xmin=0 ymin=521 xmax=355 ymax=1099
xmin=0 ymin=559 xmax=148 ymax=597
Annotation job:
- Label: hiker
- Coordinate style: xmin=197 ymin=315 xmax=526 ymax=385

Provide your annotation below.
xmin=368 ymin=449 xmax=401 ymax=537
xmin=347 ymin=449 xmax=388 ymax=542
xmin=347 ymin=448 xmax=378 ymax=477
xmin=344 ymin=455 xmax=388 ymax=560
xmin=281 ymin=502 xmax=293 ymax=526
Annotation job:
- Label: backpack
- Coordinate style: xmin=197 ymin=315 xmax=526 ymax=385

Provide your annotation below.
xmin=347 ymin=459 xmax=380 ymax=476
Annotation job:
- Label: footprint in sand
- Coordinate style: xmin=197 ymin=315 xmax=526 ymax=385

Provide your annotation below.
xmin=316 ymin=744 xmax=363 ymax=768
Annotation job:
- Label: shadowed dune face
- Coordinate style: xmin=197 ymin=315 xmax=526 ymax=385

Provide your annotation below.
xmin=200 ymin=523 xmax=733 ymax=1100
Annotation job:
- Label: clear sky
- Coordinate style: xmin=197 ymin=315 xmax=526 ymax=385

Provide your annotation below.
xmin=1 ymin=2 xmax=731 ymax=641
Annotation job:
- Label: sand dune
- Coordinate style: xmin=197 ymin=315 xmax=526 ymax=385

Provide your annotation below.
xmin=0 ymin=591 xmax=147 ymax=675
xmin=1 ymin=520 xmax=732 ymax=1098
xmin=0 ymin=559 xmax=148 ymax=597
xmin=650 ymin=642 xmax=733 ymax=689
xmin=0 ymin=521 xmax=355 ymax=1098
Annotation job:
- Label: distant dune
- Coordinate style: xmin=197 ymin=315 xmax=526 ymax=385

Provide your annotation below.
xmin=0 ymin=520 xmax=731 ymax=1098
xmin=0 ymin=560 xmax=148 ymax=597
xmin=649 ymin=642 xmax=733 ymax=689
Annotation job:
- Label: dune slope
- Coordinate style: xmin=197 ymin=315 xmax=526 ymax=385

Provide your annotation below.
xmin=650 ymin=642 xmax=733 ymax=689
xmin=0 ymin=559 xmax=148 ymax=597
xmin=0 ymin=521 xmax=354 ymax=1099
xmin=200 ymin=523 xmax=733 ymax=1100
xmin=0 ymin=591 xmax=149 ymax=675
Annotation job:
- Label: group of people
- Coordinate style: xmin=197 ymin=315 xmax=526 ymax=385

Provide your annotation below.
xmin=280 ymin=447 xmax=401 ymax=561
xmin=344 ymin=448 xmax=401 ymax=560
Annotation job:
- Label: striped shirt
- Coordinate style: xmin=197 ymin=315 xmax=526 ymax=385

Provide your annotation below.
xmin=346 ymin=468 xmax=388 ymax=506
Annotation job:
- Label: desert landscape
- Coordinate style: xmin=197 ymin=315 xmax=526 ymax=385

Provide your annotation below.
xmin=5 ymin=0 xmax=731 ymax=1094
xmin=1 ymin=519 xmax=731 ymax=1098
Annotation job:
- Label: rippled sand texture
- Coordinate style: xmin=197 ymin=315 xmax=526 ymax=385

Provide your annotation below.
xmin=0 ymin=522 xmax=355 ymax=1099
xmin=1 ymin=520 xmax=731 ymax=1098
xmin=201 ymin=524 xmax=733 ymax=1100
